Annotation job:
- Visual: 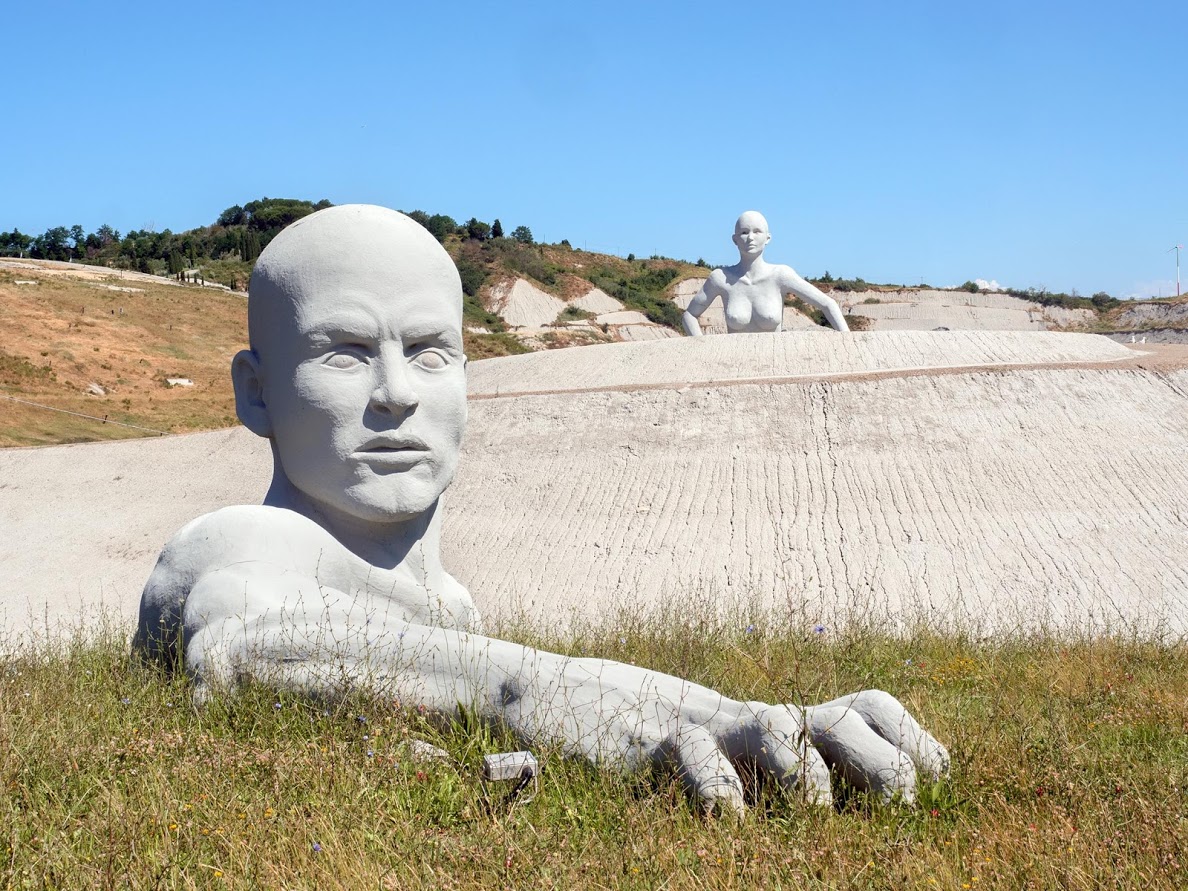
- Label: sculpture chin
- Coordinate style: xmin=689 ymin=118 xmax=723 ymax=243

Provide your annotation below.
xmin=279 ymin=452 xmax=459 ymax=526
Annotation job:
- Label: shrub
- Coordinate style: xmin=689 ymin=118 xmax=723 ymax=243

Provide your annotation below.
xmin=456 ymin=258 xmax=487 ymax=297
xmin=555 ymin=305 xmax=595 ymax=324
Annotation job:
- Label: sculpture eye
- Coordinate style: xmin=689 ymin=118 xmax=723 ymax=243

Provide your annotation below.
xmin=411 ymin=349 xmax=449 ymax=371
xmin=324 ymin=351 xmax=364 ymax=370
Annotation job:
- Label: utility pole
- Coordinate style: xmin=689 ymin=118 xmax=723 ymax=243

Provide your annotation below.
xmin=1170 ymin=244 xmax=1183 ymax=297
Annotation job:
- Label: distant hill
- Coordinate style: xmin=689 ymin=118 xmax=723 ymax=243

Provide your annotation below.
xmin=4 ymin=199 xmax=1182 ymax=446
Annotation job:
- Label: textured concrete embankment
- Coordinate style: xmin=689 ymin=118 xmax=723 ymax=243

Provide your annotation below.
xmin=1 ymin=332 xmax=1184 ymax=638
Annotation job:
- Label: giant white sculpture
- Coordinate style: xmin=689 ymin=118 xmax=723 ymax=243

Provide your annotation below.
xmin=682 ymin=211 xmax=850 ymax=336
xmin=134 ymin=205 xmax=945 ymax=812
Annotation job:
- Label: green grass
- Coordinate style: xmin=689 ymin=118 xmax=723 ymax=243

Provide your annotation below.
xmin=1 ymin=617 xmax=1185 ymax=889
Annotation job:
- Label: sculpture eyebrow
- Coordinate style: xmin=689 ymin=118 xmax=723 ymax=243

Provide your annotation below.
xmin=304 ymin=312 xmax=381 ymax=343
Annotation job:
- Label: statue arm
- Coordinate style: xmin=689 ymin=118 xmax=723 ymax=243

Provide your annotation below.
xmin=169 ymin=563 xmax=828 ymax=811
xmin=781 ymin=267 xmax=850 ymax=332
xmin=681 ymin=277 xmax=722 ymax=337
xmin=166 ymin=565 xmax=945 ymax=811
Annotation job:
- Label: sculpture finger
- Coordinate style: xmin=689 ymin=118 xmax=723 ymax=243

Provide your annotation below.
xmin=806 ymin=706 xmax=918 ymax=804
xmin=659 ymin=723 xmax=745 ymax=816
xmin=728 ymin=704 xmax=832 ymax=806
xmin=811 ymin=690 xmax=950 ymax=780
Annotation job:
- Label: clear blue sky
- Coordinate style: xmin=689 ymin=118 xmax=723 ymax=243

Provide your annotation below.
xmin=2 ymin=1 xmax=1186 ymax=298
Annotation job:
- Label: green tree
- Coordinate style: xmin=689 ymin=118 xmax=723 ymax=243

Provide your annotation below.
xmin=511 ymin=225 xmax=533 ymax=244
xmin=405 ymin=210 xmax=431 ymax=230
xmin=217 ymin=205 xmax=246 ymax=227
xmin=465 ymin=218 xmax=491 ymax=241
xmin=32 ymin=226 xmax=71 ymax=261
xmin=425 ymin=214 xmax=457 ymax=241
xmin=491 ymin=219 xmax=504 ymax=239
xmin=1 ymin=229 xmax=33 ymax=257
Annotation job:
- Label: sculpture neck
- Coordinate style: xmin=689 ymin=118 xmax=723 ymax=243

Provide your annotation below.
xmin=262 ymin=462 xmax=445 ymax=577
xmin=733 ymin=252 xmax=769 ymax=278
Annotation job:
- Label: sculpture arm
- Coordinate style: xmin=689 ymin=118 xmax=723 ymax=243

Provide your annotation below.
xmin=163 ymin=564 xmax=945 ymax=811
xmin=167 ymin=563 xmax=827 ymax=812
xmin=781 ymin=267 xmax=850 ymax=332
xmin=681 ymin=278 xmax=723 ymax=337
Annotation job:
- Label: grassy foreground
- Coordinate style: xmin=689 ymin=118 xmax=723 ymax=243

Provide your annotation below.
xmin=1 ymin=618 xmax=1184 ymax=889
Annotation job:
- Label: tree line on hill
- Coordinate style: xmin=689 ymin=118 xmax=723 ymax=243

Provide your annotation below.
xmin=1 ymin=200 xmax=1121 ymax=316
xmin=0 ymin=199 xmax=538 ymax=290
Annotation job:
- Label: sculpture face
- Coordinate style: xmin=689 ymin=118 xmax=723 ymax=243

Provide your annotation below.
xmin=247 ymin=207 xmax=467 ymax=525
xmin=732 ymin=211 xmax=771 ymax=259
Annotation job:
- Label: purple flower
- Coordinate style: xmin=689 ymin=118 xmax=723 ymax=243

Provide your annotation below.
xmin=745 ymin=624 xmax=756 ymax=634
xmin=813 ymin=624 xmax=826 ymax=635
xmin=120 ymin=697 xmax=131 ymax=705
xmin=273 ymin=702 xmax=282 ymax=710
xmin=312 ymin=842 xmax=322 ymax=853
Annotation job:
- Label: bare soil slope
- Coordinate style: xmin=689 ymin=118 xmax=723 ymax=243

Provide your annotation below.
xmin=0 ymin=259 xmax=245 ymax=446
xmin=3 ymin=332 xmax=1185 ymax=639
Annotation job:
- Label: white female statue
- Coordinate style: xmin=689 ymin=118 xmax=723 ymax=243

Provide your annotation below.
xmin=134 ymin=205 xmax=945 ymax=813
xmin=682 ymin=211 xmax=850 ymax=336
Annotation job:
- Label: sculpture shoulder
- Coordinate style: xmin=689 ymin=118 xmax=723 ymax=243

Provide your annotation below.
xmin=705 ymin=267 xmax=730 ymax=290
xmin=770 ymin=263 xmax=805 ymax=287
xmin=140 ymin=506 xmax=340 ymax=611
xmin=159 ymin=505 xmax=335 ymax=573
xmin=135 ymin=505 xmax=342 ymax=661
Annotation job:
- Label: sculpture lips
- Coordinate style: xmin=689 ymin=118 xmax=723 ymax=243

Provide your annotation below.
xmin=354 ymin=434 xmax=431 ymax=466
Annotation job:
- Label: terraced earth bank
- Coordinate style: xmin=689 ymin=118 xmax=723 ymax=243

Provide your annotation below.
xmin=451 ymin=332 xmax=1188 ymax=635
xmin=2 ymin=332 xmax=1186 ymax=639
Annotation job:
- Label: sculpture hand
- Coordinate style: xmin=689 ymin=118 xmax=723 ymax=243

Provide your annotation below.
xmin=485 ymin=652 xmax=831 ymax=814
xmin=801 ymin=690 xmax=951 ymax=803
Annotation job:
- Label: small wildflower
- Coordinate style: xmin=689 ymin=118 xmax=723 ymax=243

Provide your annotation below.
xmin=312 ymin=842 xmax=322 ymax=853
xmin=745 ymin=624 xmax=756 ymax=634
xmin=356 ymin=715 xmax=368 ymax=724
xmin=619 ymin=637 xmax=627 ymax=645
xmin=213 ymin=870 xmax=223 ymax=878
xmin=367 ymin=749 xmax=374 ymax=757
xmin=120 ymin=697 xmax=131 ymax=705
xmin=813 ymin=624 xmax=826 ymax=635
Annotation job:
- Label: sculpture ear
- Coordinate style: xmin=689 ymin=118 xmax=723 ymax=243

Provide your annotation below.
xmin=231 ymin=349 xmax=272 ymax=438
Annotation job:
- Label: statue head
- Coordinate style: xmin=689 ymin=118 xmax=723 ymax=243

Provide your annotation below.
xmin=232 ymin=205 xmax=467 ymax=529
xmin=732 ymin=210 xmax=771 ymax=259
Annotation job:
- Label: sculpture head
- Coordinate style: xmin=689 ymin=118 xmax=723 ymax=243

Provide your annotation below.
xmin=232 ymin=205 xmax=467 ymax=529
xmin=732 ymin=210 xmax=771 ymax=259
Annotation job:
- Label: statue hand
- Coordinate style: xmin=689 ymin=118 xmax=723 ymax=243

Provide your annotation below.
xmin=497 ymin=659 xmax=832 ymax=814
xmin=801 ymin=689 xmax=950 ymax=803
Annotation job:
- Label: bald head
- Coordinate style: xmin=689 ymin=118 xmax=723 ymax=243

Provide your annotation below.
xmin=732 ymin=210 xmax=772 ymax=259
xmin=248 ymin=204 xmax=463 ymax=355
xmin=233 ymin=203 xmax=470 ymax=526
xmin=734 ymin=210 xmax=770 ymax=234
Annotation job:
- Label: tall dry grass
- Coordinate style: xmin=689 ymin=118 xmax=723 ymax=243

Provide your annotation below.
xmin=0 ymin=608 xmax=1184 ymax=889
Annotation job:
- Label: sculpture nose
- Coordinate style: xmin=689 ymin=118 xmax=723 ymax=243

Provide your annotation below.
xmin=370 ymin=357 xmax=419 ymax=415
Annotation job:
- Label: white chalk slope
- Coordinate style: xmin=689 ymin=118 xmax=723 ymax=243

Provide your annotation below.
xmin=2 ymin=332 xmax=1185 ymax=639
